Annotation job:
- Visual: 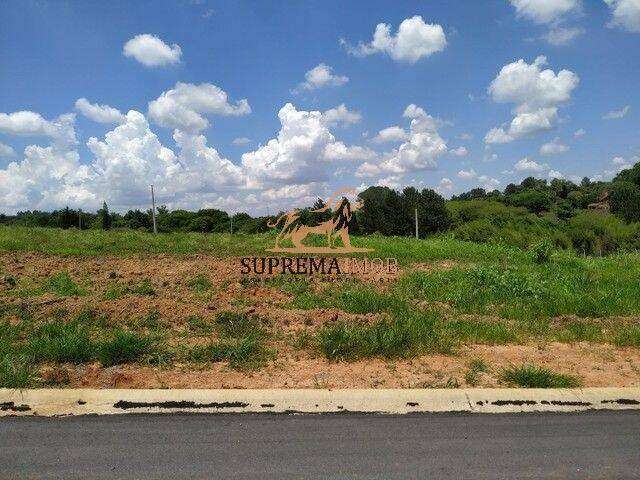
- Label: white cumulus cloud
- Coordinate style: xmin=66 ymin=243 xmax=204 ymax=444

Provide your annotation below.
xmin=75 ymin=98 xmax=126 ymax=124
xmin=540 ymin=137 xmax=569 ymax=155
xmin=515 ymin=157 xmax=549 ymax=172
xmin=293 ymin=64 xmax=348 ymax=92
xmin=241 ymin=103 xmax=370 ymax=188
xmin=321 ymin=104 xmax=361 ymax=128
xmin=0 ymin=142 xmax=16 ymax=158
xmin=457 ymin=168 xmax=477 ymax=179
xmin=372 ymin=126 xmax=409 ymax=144
xmin=485 ymin=56 xmax=579 ymax=144
xmin=342 ymin=15 xmax=447 ymax=63
xmin=509 ymin=0 xmax=581 ymax=24
xmin=123 ymin=34 xmax=182 ymax=67
xmin=542 ymin=26 xmax=585 ymax=45
xmin=450 ymin=146 xmax=469 ymax=157
xmin=148 ymin=82 xmax=250 ymax=133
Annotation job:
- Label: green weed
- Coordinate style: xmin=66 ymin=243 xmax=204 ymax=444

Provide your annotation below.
xmin=500 ymin=364 xmax=582 ymax=388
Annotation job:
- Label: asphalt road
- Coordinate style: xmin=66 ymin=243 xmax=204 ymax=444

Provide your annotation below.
xmin=1 ymin=411 xmax=639 ymax=479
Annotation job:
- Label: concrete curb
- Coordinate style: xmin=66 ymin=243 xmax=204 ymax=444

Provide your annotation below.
xmin=1 ymin=388 xmax=639 ymax=417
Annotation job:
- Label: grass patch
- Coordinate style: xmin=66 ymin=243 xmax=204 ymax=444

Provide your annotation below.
xmin=187 ymin=274 xmax=212 ymax=293
xmin=214 ymin=311 xmax=260 ymax=337
xmin=613 ymin=324 xmax=640 ymax=347
xmin=290 ymin=284 xmax=404 ymax=315
xmin=442 ymin=319 xmax=519 ymax=344
xmin=397 ymin=258 xmax=640 ymax=320
xmin=317 ymin=309 xmax=454 ymax=361
xmin=44 ymin=271 xmax=86 ymax=297
xmin=128 ymin=279 xmax=156 ymax=296
xmin=104 ymin=282 xmax=128 ymax=300
xmin=28 ymin=319 xmax=94 ymax=364
xmin=556 ymin=321 xmax=604 ymax=343
xmin=0 ymin=355 xmax=38 ymax=388
xmin=500 ymin=364 xmax=582 ymax=388
xmin=98 ymin=330 xmax=159 ymax=366
xmin=0 ymin=226 xmax=528 ymax=265
xmin=189 ymin=333 xmax=269 ymax=370
xmin=187 ymin=311 xmax=271 ymax=369
xmin=185 ymin=315 xmax=215 ymax=335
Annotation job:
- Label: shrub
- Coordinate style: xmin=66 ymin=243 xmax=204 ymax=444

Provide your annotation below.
xmin=567 ymin=212 xmax=634 ymax=256
xmin=501 ymin=364 xmax=581 ymax=388
xmin=453 ymin=219 xmax=498 ymax=244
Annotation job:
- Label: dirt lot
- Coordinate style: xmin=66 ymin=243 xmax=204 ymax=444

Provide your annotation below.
xmin=2 ymin=252 xmax=640 ymax=389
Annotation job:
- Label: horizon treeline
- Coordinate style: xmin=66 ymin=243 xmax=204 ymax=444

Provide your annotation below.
xmin=2 ymin=161 xmax=640 ymax=256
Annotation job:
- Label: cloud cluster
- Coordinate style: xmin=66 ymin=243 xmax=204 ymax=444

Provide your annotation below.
xmin=123 ymin=34 xmax=182 ymax=67
xmin=241 ymin=103 xmax=372 ymax=191
xmin=293 ymin=64 xmax=348 ymax=93
xmin=148 ymin=82 xmax=251 ymax=132
xmin=0 ymin=142 xmax=16 ymax=158
xmin=509 ymin=0 xmax=584 ymax=45
xmin=356 ymin=104 xmax=448 ymax=178
xmin=343 ymin=16 xmax=447 ymax=63
xmin=485 ymin=56 xmax=579 ymax=144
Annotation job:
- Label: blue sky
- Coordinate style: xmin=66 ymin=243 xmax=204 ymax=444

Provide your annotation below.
xmin=0 ymin=0 xmax=638 ymax=214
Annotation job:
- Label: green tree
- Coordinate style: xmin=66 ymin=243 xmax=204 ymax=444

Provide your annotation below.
xmin=98 ymin=202 xmax=112 ymax=230
xmin=610 ymin=181 xmax=640 ymax=222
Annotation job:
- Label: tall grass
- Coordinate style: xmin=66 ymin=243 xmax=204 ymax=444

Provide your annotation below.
xmin=396 ymin=258 xmax=640 ymax=319
xmin=0 ymin=226 xmax=527 ymax=265
xmin=501 ymin=364 xmax=582 ymax=388
xmin=317 ymin=309 xmax=455 ymax=361
xmin=28 ymin=319 xmax=94 ymax=363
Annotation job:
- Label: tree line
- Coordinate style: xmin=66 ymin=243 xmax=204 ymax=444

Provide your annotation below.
xmin=2 ymin=161 xmax=640 ymax=256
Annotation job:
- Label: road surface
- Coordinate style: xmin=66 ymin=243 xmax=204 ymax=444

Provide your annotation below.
xmin=1 ymin=411 xmax=639 ymax=479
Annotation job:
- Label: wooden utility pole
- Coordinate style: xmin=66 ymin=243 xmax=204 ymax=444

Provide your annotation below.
xmin=78 ymin=208 xmax=82 ymax=230
xmin=414 ymin=206 xmax=419 ymax=239
xmin=150 ymin=184 xmax=157 ymax=234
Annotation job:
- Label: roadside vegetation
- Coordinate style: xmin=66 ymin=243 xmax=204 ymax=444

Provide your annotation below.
xmin=500 ymin=364 xmax=582 ymax=388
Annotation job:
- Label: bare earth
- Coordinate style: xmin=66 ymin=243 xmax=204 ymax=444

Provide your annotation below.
xmin=2 ymin=252 xmax=639 ymax=389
